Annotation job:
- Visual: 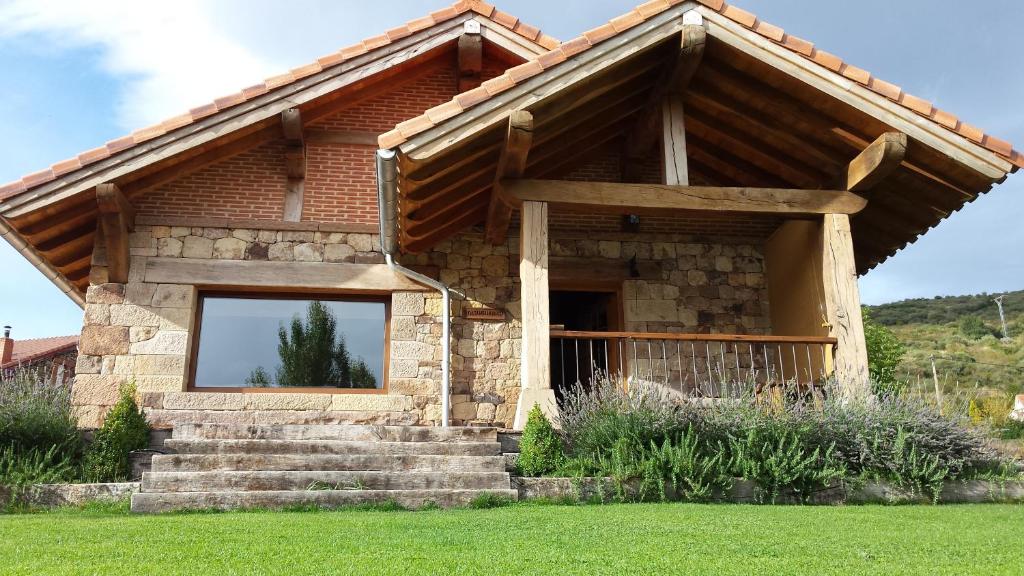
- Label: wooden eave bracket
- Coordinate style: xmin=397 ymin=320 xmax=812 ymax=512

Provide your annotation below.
xmin=458 ymin=20 xmax=484 ymax=93
xmin=95 ymin=182 xmax=135 ymax=283
xmin=837 ymin=131 xmax=907 ymax=193
xmin=484 ymin=109 xmax=534 ymax=245
xmin=622 ymin=15 xmax=707 ymax=179
xmin=282 ymin=108 xmax=305 ymax=221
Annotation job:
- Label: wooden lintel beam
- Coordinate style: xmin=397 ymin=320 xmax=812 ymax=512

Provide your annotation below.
xmin=281 ymin=108 xmax=305 ymax=222
xmin=457 ymin=22 xmax=483 ymax=92
xmin=502 ymin=180 xmax=868 ymax=216
xmin=623 ymin=21 xmax=707 ymax=172
xmin=838 ymin=132 xmax=907 ymax=192
xmin=95 ymin=183 xmax=134 ymax=283
xmin=484 ymin=110 xmax=533 ymax=245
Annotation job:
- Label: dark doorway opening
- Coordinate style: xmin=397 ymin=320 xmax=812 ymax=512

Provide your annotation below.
xmin=550 ymin=289 xmax=620 ymax=404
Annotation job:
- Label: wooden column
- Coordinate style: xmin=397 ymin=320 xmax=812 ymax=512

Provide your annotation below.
xmin=661 ymin=96 xmax=688 ymax=185
xmin=95 ymin=183 xmax=135 ymax=283
xmin=514 ymin=200 xmax=557 ymax=429
xmin=282 ymin=108 xmax=305 ymax=222
xmin=821 ymin=213 xmax=870 ymax=396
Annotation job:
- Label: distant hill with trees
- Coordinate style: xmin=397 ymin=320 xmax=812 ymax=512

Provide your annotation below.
xmin=864 ymin=290 xmax=1023 ymax=395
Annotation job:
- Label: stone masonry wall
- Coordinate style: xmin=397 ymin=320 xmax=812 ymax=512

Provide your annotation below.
xmin=74 ymin=222 xmax=770 ymax=430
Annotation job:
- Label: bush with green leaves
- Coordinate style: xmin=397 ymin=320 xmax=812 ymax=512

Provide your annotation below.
xmin=863 ymin=309 xmax=906 ymax=396
xmin=83 ymin=383 xmax=149 ymax=483
xmin=958 ymin=315 xmax=994 ymax=340
xmin=517 ymin=405 xmax=564 ymax=477
xmin=0 ymin=368 xmax=81 ymax=462
xmin=556 ymin=375 xmax=1010 ymax=503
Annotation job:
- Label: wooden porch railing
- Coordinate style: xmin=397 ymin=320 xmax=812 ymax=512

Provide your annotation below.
xmin=550 ymin=330 xmax=837 ymax=397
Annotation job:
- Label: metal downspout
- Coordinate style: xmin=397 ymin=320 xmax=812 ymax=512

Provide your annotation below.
xmin=376 ymin=149 xmax=451 ymax=428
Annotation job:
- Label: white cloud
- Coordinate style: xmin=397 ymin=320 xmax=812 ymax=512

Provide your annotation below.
xmin=0 ymin=0 xmax=283 ymax=131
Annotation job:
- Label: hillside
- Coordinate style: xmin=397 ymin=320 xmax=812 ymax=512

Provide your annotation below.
xmin=865 ymin=290 xmax=1024 ymax=395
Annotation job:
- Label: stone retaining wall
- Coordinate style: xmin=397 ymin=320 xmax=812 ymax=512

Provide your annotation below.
xmin=74 ymin=221 xmax=771 ymax=430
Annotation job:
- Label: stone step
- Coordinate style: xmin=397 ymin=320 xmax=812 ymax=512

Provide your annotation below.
xmin=141 ymin=470 xmax=511 ymax=492
xmin=164 ymin=439 xmax=502 ymax=457
xmin=131 ymin=488 xmax=519 ymax=513
xmin=151 ymin=453 xmax=508 ymax=473
xmin=145 ymin=409 xmax=417 ymax=430
xmin=172 ymin=423 xmax=497 ymax=443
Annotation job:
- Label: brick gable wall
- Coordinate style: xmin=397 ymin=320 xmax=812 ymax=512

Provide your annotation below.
xmin=137 ymin=60 xmax=507 ymax=227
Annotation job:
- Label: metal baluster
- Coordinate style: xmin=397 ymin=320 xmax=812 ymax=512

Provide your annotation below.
xmin=791 ymin=344 xmax=799 ymax=387
xmin=618 ymin=338 xmax=624 ymax=381
xmin=805 ymin=344 xmax=813 ymax=385
xmin=748 ymin=343 xmax=755 ymax=385
xmin=690 ymin=342 xmax=699 ymax=396
xmin=676 ymin=341 xmax=683 ymax=394
xmin=560 ymin=338 xmax=565 ymax=390
xmin=819 ymin=344 xmax=828 ymax=382
xmin=588 ymin=338 xmax=595 ymax=384
xmin=661 ymin=340 xmax=668 ymax=386
xmin=763 ymin=344 xmax=771 ymax=386
xmin=603 ymin=339 xmax=609 ymax=377
xmin=777 ymin=344 xmax=786 ymax=385
xmin=632 ymin=340 xmax=639 ymax=383
xmin=704 ymin=342 xmax=713 ymax=397
xmin=646 ymin=340 xmax=653 ymax=381
xmin=574 ymin=338 xmax=580 ymax=385
xmin=719 ymin=341 xmax=728 ymax=397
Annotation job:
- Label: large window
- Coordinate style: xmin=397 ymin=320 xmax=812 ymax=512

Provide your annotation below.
xmin=190 ymin=294 xmax=388 ymax=391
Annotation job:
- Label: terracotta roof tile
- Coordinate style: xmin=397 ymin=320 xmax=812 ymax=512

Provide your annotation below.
xmin=467 ymin=1 xmax=495 ymax=17
xmin=22 ymin=169 xmax=55 ymax=188
xmin=958 ymin=122 xmax=985 ymax=144
xmin=386 ymin=26 xmax=414 ymax=41
xmin=754 ymin=20 xmax=784 ymax=42
xmin=559 ymin=36 xmax=591 ymax=58
xmin=241 ymin=83 xmax=269 ymax=99
xmin=506 ymin=59 xmax=543 ymax=83
xmin=490 ymin=9 xmax=519 ymax=30
xmin=189 ymin=102 xmax=220 ymax=120
xmin=0 ymin=180 xmax=27 ymax=199
xmin=362 ymin=34 xmax=391 ymax=51
xmin=396 ymin=114 xmax=435 ymax=138
xmin=51 ymin=158 xmax=82 ymax=177
xmin=481 ymin=73 xmax=517 ymax=95
xmin=161 ymin=113 xmax=194 ymax=132
xmin=340 ymin=44 xmax=369 ymax=60
xmin=984 ymin=135 xmax=1013 ymax=157
xmin=536 ymin=48 xmax=568 ymax=69
xmin=425 ymin=100 xmax=464 ymax=124
xmin=77 ymin=147 xmax=110 ymax=164
xmin=609 ymin=10 xmax=645 ymax=33
xmin=132 ymin=123 xmax=166 ymax=143
xmin=781 ymin=34 xmax=814 ymax=56
xmin=695 ymin=0 xmax=725 ymax=10
xmin=213 ymin=92 xmax=246 ymax=109
xmin=378 ymin=129 xmax=405 ymax=150
xmin=455 ymin=85 xmax=491 ymax=108
xmin=583 ymin=23 xmax=618 ymax=45
xmin=869 ymin=77 xmax=902 ymax=101
xmin=899 ymin=93 xmax=934 ymax=116
xmin=535 ymin=34 xmax=561 ymax=50
xmin=932 ymin=109 xmax=959 ymax=130
xmin=105 ymin=135 xmax=136 ymax=154
xmin=637 ymin=0 xmax=672 ymax=19
xmin=513 ymin=21 xmax=542 ymax=41
xmin=430 ymin=5 xmax=461 ymax=21
xmin=811 ymin=49 xmax=843 ymax=72
xmin=316 ymin=51 xmax=346 ymax=68
xmin=2 ymin=335 xmax=78 ymax=370
xmin=290 ymin=62 xmax=323 ymax=80
xmin=721 ymin=5 xmax=757 ymax=28
xmin=840 ymin=63 xmax=871 ymax=85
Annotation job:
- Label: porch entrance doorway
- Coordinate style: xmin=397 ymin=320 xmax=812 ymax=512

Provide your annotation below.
xmin=549 ymin=288 xmax=621 ymax=404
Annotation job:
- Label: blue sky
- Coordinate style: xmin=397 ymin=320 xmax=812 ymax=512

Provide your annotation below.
xmin=0 ymin=0 xmax=1022 ymax=339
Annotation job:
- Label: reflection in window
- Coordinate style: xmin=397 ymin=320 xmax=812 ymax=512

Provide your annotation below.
xmin=193 ymin=296 xmax=386 ymax=389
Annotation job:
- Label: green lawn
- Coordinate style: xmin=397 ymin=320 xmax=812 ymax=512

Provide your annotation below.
xmin=1 ymin=502 xmax=1021 ymax=575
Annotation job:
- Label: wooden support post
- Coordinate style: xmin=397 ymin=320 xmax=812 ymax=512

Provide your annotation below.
xmin=820 ymin=213 xmax=870 ymax=396
xmin=484 ymin=110 xmax=533 ymax=245
xmin=457 ymin=21 xmax=483 ymax=92
xmin=281 ymin=108 xmax=305 ymax=222
xmin=623 ymin=16 xmax=705 ymax=182
xmin=661 ymin=96 xmax=688 ymax=185
xmin=514 ymin=200 xmax=557 ymax=429
xmin=837 ymin=132 xmax=907 ymax=192
xmin=95 ymin=183 xmax=135 ymax=283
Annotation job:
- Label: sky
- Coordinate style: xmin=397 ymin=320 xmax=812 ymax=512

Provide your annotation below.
xmin=0 ymin=0 xmax=1021 ymax=339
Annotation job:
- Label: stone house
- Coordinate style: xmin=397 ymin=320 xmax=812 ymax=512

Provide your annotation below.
xmin=0 ymin=327 xmax=78 ymax=383
xmin=1 ymin=0 xmax=1020 ymax=432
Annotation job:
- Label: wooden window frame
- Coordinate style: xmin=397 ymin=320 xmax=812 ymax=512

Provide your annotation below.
xmin=186 ymin=290 xmax=391 ymax=395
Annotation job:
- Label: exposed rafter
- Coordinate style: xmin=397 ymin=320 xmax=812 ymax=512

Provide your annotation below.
xmin=484 ymin=110 xmax=533 ymax=245
xmin=457 ymin=21 xmax=484 ymax=92
xmin=281 ymin=108 xmax=305 ymax=222
xmin=95 ymin=183 xmax=135 ymax=283
xmin=837 ymin=132 xmax=907 ymax=192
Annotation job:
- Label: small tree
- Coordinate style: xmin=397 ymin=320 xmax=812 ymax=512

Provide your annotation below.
xmin=863 ymin=309 xmax=905 ymax=396
xmin=958 ymin=315 xmax=993 ymax=340
xmin=83 ymin=383 xmax=149 ymax=482
xmin=517 ymin=405 xmax=564 ymax=477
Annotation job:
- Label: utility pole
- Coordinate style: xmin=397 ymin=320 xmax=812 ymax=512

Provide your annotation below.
xmin=993 ymin=295 xmax=1010 ymax=341
xmin=930 ymin=355 xmax=943 ymax=415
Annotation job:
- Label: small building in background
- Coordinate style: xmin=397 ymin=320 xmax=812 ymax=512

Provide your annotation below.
xmin=0 ymin=326 xmax=78 ymax=384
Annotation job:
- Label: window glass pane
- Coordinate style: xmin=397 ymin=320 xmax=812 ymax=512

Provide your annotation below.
xmin=193 ymin=296 xmax=386 ymax=389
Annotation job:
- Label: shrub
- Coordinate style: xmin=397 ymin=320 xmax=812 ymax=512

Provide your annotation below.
xmin=863 ymin=310 xmax=905 ymax=396
xmin=958 ymin=315 xmax=994 ymax=340
xmin=517 ymin=405 xmax=564 ymax=477
xmin=0 ymin=445 xmax=78 ymax=510
xmin=0 ymin=368 xmax=81 ymax=462
xmin=83 ymin=383 xmax=149 ymax=482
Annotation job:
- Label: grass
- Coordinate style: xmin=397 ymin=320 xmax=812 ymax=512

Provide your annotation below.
xmin=0 ymin=502 xmax=1021 ymax=575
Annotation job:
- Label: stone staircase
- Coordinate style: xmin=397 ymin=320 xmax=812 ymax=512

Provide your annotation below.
xmin=130 ymin=424 xmax=516 ymax=513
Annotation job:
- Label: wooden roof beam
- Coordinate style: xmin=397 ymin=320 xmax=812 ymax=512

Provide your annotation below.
xmin=458 ymin=21 xmax=484 ymax=92
xmin=96 ymin=183 xmax=134 ymax=283
xmin=837 ymin=132 xmax=907 ymax=192
xmin=502 ymin=180 xmax=867 ymax=216
xmin=282 ymin=108 xmax=305 ymax=222
xmin=484 ymin=110 xmax=533 ymax=245
xmin=623 ymin=15 xmax=706 ymax=180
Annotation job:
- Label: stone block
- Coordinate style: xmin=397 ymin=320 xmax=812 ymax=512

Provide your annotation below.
xmin=626 ymin=300 xmax=679 ymax=322
xmin=71 ymin=374 xmax=125 ymax=406
xmin=182 ymin=236 xmax=214 ymax=259
xmin=347 ymin=234 xmax=373 ymax=252
xmin=232 ymin=229 xmax=255 ymax=242
xmin=125 ymin=283 xmax=157 ymax=306
xmin=133 ymin=355 xmax=186 ymax=376
xmin=392 ymin=292 xmax=425 ymax=316
xmin=130 ymin=326 xmax=159 ymax=343
xmin=73 ymin=405 xmax=109 ymax=429
xmin=163 ymin=392 xmax=243 ymax=411
xmin=687 ymin=270 xmax=708 ymax=286
xmin=152 ymin=285 xmax=192 ymax=308
xmin=330 ymin=394 xmax=407 ymax=412
xmin=268 ymin=242 xmax=294 ymax=261
xmin=134 ymin=375 xmax=184 ymax=393
xmin=392 ymin=340 xmax=434 ymax=360
xmin=213 ymin=237 xmax=247 ymax=259
xmin=109 ymin=304 xmax=162 ymax=327
xmin=76 ymin=355 xmax=102 ymax=375
xmin=203 ymin=228 xmax=229 ymax=240
xmin=80 ymin=325 xmax=129 ymax=356
xmin=281 ymin=231 xmax=314 ymax=243
xmin=389 ymin=358 xmax=419 ymax=378
xmin=481 ymin=255 xmax=508 ymax=277
xmin=387 ymin=378 xmax=436 ymax=396
xmin=158 ymin=307 xmax=192 ymax=330
xmin=390 ymin=316 xmax=417 ymax=340
xmin=86 ymin=283 xmax=124 ymax=305
xmin=243 ymin=393 xmax=332 ymax=411
xmin=598 ymin=240 xmax=622 ymax=259
xmin=293 ymin=243 xmax=324 ymax=262
xmin=157 ymin=237 xmax=183 ymax=258
xmin=714 ymin=256 xmax=733 ymax=272
xmin=324 ymin=243 xmax=355 ymax=263
xmin=129 ymin=331 xmax=188 ymax=355
xmin=83 ymin=304 xmax=110 ymax=326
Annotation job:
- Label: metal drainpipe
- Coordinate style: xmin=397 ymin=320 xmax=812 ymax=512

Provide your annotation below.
xmin=376 ymin=149 xmax=451 ymax=428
